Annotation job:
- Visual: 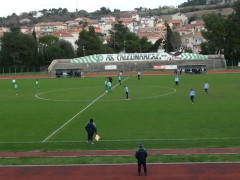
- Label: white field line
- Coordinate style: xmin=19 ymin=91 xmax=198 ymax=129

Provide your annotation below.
xmin=42 ymin=77 xmax=129 ymax=143
xmin=2 ymin=136 xmax=240 ymax=144
xmin=35 ymin=86 xmax=176 ymax=102
xmin=35 ymin=88 xmax=94 ymax=102
xmin=1 ymin=162 xmax=240 ymax=167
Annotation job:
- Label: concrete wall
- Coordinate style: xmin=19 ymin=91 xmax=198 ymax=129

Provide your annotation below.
xmin=49 ymin=58 xmax=226 ymax=74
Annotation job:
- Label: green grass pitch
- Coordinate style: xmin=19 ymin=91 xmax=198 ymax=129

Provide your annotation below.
xmin=0 ymin=73 xmax=240 ymax=152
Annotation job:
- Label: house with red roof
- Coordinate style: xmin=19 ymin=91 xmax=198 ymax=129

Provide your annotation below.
xmin=34 ymin=22 xmax=67 ymax=35
xmin=172 ymin=13 xmax=188 ymax=25
xmin=137 ymin=27 xmax=166 ymax=44
xmin=51 ymin=31 xmax=78 ymax=51
xmin=168 ymin=19 xmax=183 ymax=29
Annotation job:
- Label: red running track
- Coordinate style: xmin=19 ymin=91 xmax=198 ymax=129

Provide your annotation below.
xmin=1 ymin=163 xmax=240 ymax=180
xmin=1 ymin=148 xmax=240 ymax=179
xmin=0 ymin=69 xmax=239 ymax=79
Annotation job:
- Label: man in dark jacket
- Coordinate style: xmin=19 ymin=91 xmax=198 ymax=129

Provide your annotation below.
xmin=85 ymin=118 xmax=97 ymax=144
xmin=135 ymin=143 xmax=148 ymax=176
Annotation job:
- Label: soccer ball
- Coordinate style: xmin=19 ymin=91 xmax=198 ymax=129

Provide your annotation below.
xmin=106 ymin=91 xmax=108 ymax=93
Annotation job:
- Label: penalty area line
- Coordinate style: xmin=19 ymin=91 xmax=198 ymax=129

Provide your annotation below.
xmin=42 ymin=77 xmax=129 ymax=143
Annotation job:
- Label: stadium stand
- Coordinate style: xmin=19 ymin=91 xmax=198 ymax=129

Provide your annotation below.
xmin=48 ymin=53 xmax=226 ymax=76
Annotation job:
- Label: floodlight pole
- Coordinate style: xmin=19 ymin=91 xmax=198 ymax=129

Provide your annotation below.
xmin=83 ymin=45 xmax=85 ymax=57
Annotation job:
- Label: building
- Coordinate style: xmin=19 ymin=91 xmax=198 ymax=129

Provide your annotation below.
xmin=74 ymin=17 xmax=92 ymax=23
xmin=99 ymin=22 xmax=113 ymax=36
xmin=34 ymin=22 xmax=67 ymax=35
xmin=174 ymin=27 xmax=192 ymax=36
xmin=140 ymin=17 xmax=155 ymax=27
xmin=20 ymin=26 xmax=33 ymax=34
xmin=206 ymin=0 xmax=237 ymax=4
xmin=51 ymin=31 xmax=78 ymax=51
xmin=120 ymin=11 xmax=140 ymax=21
xmin=101 ymin=15 xmax=116 ymax=23
xmin=137 ymin=27 xmax=166 ymax=44
xmin=171 ymin=13 xmax=188 ymax=25
xmin=19 ymin=18 xmax=31 ymax=24
xmin=182 ymin=32 xmax=205 ymax=54
xmin=168 ymin=19 xmax=183 ymax=29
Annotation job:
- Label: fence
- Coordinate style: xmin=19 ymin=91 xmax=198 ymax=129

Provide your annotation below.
xmin=0 ymin=66 xmax=48 ymax=76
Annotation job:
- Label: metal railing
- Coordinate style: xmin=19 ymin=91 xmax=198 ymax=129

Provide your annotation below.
xmin=0 ymin=66 xmax=49 ymax=76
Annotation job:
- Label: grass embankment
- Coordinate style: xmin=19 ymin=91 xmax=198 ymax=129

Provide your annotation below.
xmin=1 ymin=154 xmax=240 ymax=166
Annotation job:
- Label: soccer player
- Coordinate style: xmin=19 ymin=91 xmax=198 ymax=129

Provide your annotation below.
xmin=104 ymin=79 xmax=109 ymax=92
xmin=119 ymin=70 xmax=123 ymax=78
xmin=108 ymin=81 xmax=112 ymax=93
xmin=85 ymin=118 xmax=97 ymax=144
xmin=135 ymin=143 xmax=148 ymax=176
xmin=118 ymin=75 xmax=122 ymax=85
xmin=124 ymin=86 xmax=129 ymax=100
xmin=36 ymin=79 xmax=40 ymax=92
xmin=137 ymin=71 xmax=141 ymax=80
xmin=204 ymin=81 xmax=209 ymax=95
xmin=108 ymin=76 xmax=113 ymax=84
xmin=175 ymin=76 xmax=179 ymax=86
xmin=189 ymin=89 xmax=195 ymax=104
xmin=12 ymin=78 xmax=16 ymax=85
xmin=14 ymin=83 xmax=18 ymax=95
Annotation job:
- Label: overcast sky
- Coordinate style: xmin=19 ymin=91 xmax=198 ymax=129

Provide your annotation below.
xmin=0 ymin=0 xmax=186 ymax=17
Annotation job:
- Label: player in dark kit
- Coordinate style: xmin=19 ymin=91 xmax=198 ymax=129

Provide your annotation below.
xmin=85 ymin=118 xmax=97 ymax=144
xmin=124 ymin=86 xmax=129 ymax=100
xmin=108 ymin=76 xmax=113 ymax=84
xmin=135 ymin=143 xmax=148 ymax=176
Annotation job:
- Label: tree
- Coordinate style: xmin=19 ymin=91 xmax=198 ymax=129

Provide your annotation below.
xmin=224 ymin=1 xmax=240 ymax=64
xmin=201 ymin=1 xmax=240 ymax=64
xmin=166 ymin=23 xmax=175 ymax=52
xmin=32 ymin=29 xmax=38 ymax=64
xmin=100 ymin=7 xmax=111 ymax=15
xmin=45 ymin=45 xmax=65 ymax=61
xmin=172 ymin=31 xmax=181 ymax=51
xmin=202 ymin=13 xmax=227 ymax=54
xmin=58 ymin=39 xmax=75 ymax=58
xmin=62 ymin=8 xmax=68 ymax=14
xmin=200 ymin=42 xmax=216 ymax=54
xmin=107 ymin=21 xmax=155 ymax=53
xmin=149 ymin=39 xmax=164 ymax=52
xmin=39 ymin=35 xmax=59 ymax=46
xmin=139 ymin=37 xmax=152 ymax=53
xmin=75 ymin=26 xmax=112 ymax=56
xmin=108 ymin=22 xmax=129 ymax=53
xmin=113 ymin=9 xmax=120 ymax=13
xmin=79 ymin=21 xmax=88 ymax=27
xmin=38 ymin=35 xmax=76 ymax=64
xmin=0 ymin=26 xmax=37 ymax=65
xmin=188 ymin=14 xmax=198 ymax=24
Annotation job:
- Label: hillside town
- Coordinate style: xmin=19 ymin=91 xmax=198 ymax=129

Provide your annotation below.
xmin=0 ymin=11 xmax=206 ymax=54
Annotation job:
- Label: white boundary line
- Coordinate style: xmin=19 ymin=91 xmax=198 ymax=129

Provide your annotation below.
xmin=42 ymin=77 xmax=129 ymax=143
xmin=2 ymin=136 xmax=240 ymax=144
xmin=1 ymin=162 xmax=240 ymax=167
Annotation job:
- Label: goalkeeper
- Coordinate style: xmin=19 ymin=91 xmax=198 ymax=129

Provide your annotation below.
xmin=85 ymin=118 xmax=97 ymax=144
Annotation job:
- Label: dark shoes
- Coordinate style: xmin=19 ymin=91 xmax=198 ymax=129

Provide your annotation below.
xmin=138 ymin=171 xmax=147 ymax=176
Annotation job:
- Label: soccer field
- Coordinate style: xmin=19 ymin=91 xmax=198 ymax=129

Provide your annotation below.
xmin=0 ymin=73 xmax=240 ymax=152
